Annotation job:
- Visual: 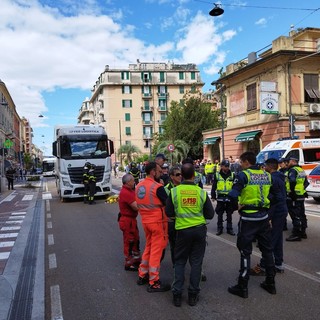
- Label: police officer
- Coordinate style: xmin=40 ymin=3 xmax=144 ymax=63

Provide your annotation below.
xmin=166 ymin=163 xmax=215 ymax=307
xmin=83 ymin=162 xmax=91 ymax=203
xmin=211 ymin=159 xmax=235 ymax=236
xmin=228 ymin=152 xmax=275 ymax=298
xmin=285 ymin=157 xmax=309 ymax=241
xmin=204 ymin=160 xmax=214 ymax=185
xmin=88 ymin=164 xmax=96 ymax=205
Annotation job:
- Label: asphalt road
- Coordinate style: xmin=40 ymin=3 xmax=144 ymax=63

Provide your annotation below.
xmin=44 ymin=177 xmax=320 ymax=320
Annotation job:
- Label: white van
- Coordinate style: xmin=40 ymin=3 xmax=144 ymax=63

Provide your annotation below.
xmin=256 ymin=139 xmax=320 ymax=174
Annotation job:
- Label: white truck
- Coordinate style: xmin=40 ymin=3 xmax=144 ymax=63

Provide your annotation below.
xmin=52 ymin=125 xmax=114 ymax=201
xmin=256 ymin=138 xmax=320 ymax=174
xmin=42 ymin=156 xmax=56 ymax=177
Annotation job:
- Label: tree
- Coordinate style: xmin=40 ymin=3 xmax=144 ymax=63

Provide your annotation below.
xmin=23 ymin=153 xmax=33 ymax=170
xmin=162 ymin=96 xmax=220 ymax=159
xmin=156 ymin=139 xmax=190 ymax=164
xmin=117 ymin=144 xmax=141 ymax=164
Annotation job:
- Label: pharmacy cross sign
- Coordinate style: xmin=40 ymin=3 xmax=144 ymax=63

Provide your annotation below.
xmin=3 ymin=139 xmax=13 ymax=148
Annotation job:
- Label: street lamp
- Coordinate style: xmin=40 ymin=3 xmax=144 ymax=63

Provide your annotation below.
xmin=211 ymin=81 xmax=225 ymax=160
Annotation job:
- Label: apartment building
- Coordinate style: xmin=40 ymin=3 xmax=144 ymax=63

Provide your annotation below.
xmin=203 ymin=27 xmax=320 ymax=161
xmin=78 ymin=61 xmax=204 ymax=159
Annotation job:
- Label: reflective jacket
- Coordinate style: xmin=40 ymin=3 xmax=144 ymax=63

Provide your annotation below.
xmin=216 ymin=171 xmax=234 ymax=196
xmin=136 ymin=177 xmax=165 ymax=224
xmin=239 ymin=169 xmax=271 ymax=214
xmin=171 ymin=184 xmax=206 ymax=230
xmin=285 ymin=166 xmax=307 ymax=196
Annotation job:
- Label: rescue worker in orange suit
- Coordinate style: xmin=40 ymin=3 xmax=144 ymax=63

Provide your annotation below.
xmin=135 ymin=161 xmax=171 ymax=293
xmin=165 ymin=163 xmax=215 ymax=307
xmin=88 ymin=165 xmax=96 ymax=205
xmin=83 ymin=162 xmax=91 ymax=203
xmin=118 ymin=173 xmax=141 ymax=271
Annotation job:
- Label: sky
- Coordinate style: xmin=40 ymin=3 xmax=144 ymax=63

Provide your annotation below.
xmin=0 ymin=0 xmax=319 ymax=155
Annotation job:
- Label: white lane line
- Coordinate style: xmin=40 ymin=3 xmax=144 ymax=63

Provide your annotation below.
xmin=0 ymin=241 xmax=15 ymax=248
xmin=11 ymin=212 xmax=26 ymax=215
xmin=50 ymin=285 xmax=64 ymax=320
xmin=48 ymin=234 xmax=54 ymax=246
xmin=47 ymin=214 xmax=52 ymax=219
xmin=207 ymin=231 xmax=320 ymax=283
xmin=47 ymin=222 xmax=53 ymax=229
xmin=49 ymin=253 xmax=57 ymax=269
xmin=1 ymin=226 xmax=21 ymax=231
xmin=0 ymin=233 xmax=19 ymax=239
xmin=0 ymin=252 xmax=10 ymax=260
xmin=5 ymin=220 xmax=23 ymax=225
xmin=43 ymin=193 xmax=52 ymax=200
xmin=46 ymin=199 xmax=51 ymax=212
xmin=22 ymin=195 xmax=34 ymax=201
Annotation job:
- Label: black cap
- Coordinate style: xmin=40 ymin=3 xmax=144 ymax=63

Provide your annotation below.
xmin=155 ymin=153 xmax=168 ymax=161
xmin=265 ymin=158 xmax=278 ymax=165
xmin=288 ymin=156 xmax=299 ymax=162
xmin=220 ymin=160 xmax=230 ymax=167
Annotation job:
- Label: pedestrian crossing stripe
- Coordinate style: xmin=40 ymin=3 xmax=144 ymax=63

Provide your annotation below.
xmin=0 ymin=233 xmax=19 ymax=238
xmin=0 ymin=241 xmax=15 ymax=248
xmin=22 ymin=195 xmax=33 ymax=201
xmin=0 ymin=252 xmax=10 ymax=260
xmin=1 ymin=226 xmax=21 ymax=231
xmin=5 ymin=220 xmax=23 ymax=225
xmin=9 ymin=216 xmax=25 ymax=220
xmin=11 ymin=212 xmax=27 ymax=215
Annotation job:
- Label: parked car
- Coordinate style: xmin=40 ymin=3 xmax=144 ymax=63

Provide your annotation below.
xmin=306 ymin=165 xmax=320 ymax=203
xmin=36 ymin=168 xmax=43 ymax=174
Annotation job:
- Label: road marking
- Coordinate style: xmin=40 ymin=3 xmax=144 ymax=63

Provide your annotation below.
xmin=47 ymin=213 xmax=52 ymax=219
xmin=46 ymin=199 xmax=51 ymax=212
xmin=1 ymin=195 xmax=16 ymax=202
xmin=11 ymin=212 xmax=26 ymax=215
xmin=50 ymin=285 xmax=64 ymax=320
xmin=48 ymin=234 xmax=54 ymax=246
xmin=9 ymin=215 xmax=25 ymax=220
xmin=1 ymin=226 xmax=21 ymax=231
xmin=47 ymin=222 xmax=53 ymax=229
xmin=0 ymin=252 xmax=10 ymax=260
xmin=49 ymin=253 xmax=57 ymax=269
xmin=207 ymin=231 xmax=320 ymax=284
xmin=5 ymin=220 xmax=23 ymax=225
xmin=22 ymin=195 xmax=33 ymax=201
xmin=0 ymin=233 xmax=19 ymax=238
xmin=43 ymin=192 xmax=52 ymax=200
xmin=0 ymin=241 xmax=15 ymax=248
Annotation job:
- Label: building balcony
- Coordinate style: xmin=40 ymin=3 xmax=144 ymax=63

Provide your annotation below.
xmin=157 ymin=92 xmax=169 ymax=99
xmin=141 ymin=106 xmax=154 ymax=112
xmin=143 ymin=134 xmax=153 ymax=140
xmin=142 ymin=120 xmax=153 ymax=126
xmin=158 ymin=106 xmax=167 ymax=112
xmin=98 ymin=109 xmax=104 ymax=115
xmin=142 ymin=93 xmax=152 ymax=99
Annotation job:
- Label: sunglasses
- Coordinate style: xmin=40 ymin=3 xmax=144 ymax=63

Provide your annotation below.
xmin=174 ymin=173 xmax=181 ymax=177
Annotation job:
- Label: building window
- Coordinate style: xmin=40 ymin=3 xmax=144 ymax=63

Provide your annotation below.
xmin=125 ymin=141 xmax=131 ymax=145
xmin=160 ymin=72 xmax=165 ymax=82
xmin=144 ymin=100 xmax=150 ymax=110
xmin=304 ymin=74 xmax=320 ymax=103
xmin=143 ymin=112 xmax=152 ymax=124
xmin=179 ymin=72 xmax=184 ymax=80
xmin=143 ymin=126 xmax=152 ymax=137
xmin=191 ymin=71 xmax=196 ymax=80
xmin=122 ymin=85 xmax=131 ymax=94
xmin=142 ymin=72 xmax=151 ymax=82
xmin=179 ymin=99 xmax=185 ymax=106
xmin=122 ymin=100 xmax=132 ymax=108
xmin=158 ymin=85 xmax=166 ymax=94
xmin=125 ymin=113 xmax=131 ymax=121
xmin=125 ymin=127 xmax=131 ymax=135
xmin=159 ymin=100 xmax=166 ymax=110
xmin=247 ymin=83 xmax=257 ymax=111
xmin=142 ymin=86 xmax=151 ymax=95
xmin=121 ymin=71 xmax=130 ymax=80
xmin=159 ymin=126 xmax=164 ymax=134
xmin=179 ymin=85 xmax=184 ymax=94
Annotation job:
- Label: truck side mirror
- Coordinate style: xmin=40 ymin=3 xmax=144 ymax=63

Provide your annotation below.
xmin=109 ymin=140 xmax=114 ymax=155
xmin=52 ymin=142 xmax=57 ymax=156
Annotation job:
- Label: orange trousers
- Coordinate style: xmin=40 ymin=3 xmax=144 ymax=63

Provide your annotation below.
xmin=138 ymin=221 xmax=168 ymax=285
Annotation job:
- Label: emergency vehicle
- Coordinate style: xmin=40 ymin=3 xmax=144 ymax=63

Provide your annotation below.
xmin=256 ymin=138 xmax=320 ymax=174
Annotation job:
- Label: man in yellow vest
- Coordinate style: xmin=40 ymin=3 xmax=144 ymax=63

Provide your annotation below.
xmin=166 ymin=163 xmax=214 ymax=307
xmin=211 ymin=159 xmax=235 ymax=235
xmin=285 ymin=157 xmax=309 ymax=241
xmin=204 ymin=160 xmax=214 ymax=185
xmin=227 ymin=152 xmax=275 ymax=298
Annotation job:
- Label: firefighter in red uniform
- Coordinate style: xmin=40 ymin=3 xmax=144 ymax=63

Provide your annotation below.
xmin=135 ymin=161 xmax=171 ymax=293
xmin=118 ymin=173 xmax=141 ymax=271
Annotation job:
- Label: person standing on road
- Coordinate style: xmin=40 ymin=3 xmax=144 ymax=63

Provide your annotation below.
xmin=204 ymin=160 xmax=214 ymax=185
xmin=118 ymin=173 xmax=141 ymax=271
xmin=227 ymin=151 xmax=276 ymax=299
xmin=166 ymin=163 xmax=214 ymax=307
xmin=6 ymin=166 xmax=16 ymax=190
xmin=83 ymin=162 xmax=91 ymax=204
xmin=135 ymin=161 xmax=170 ymax=293
xmin=211 ymin=159 xmax=236 ymax=236
xmin=129 ymin=162 xmax=140 ymax=186
xmin=285 ymin=157 xmax=309 ymax=242
xmin=251 ymin=158 xmax=288 ymax=275
xmin=88 ymin=164 xmax=96 ymax=205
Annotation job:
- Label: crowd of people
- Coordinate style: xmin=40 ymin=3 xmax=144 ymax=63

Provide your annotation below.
xmin=114 ymin=151 xmax=309 ymax=306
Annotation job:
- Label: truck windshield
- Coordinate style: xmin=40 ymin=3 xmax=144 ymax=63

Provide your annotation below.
xmin=60 ymin=136 xmax=109 ymax=159
xmin=256 ymin=150 xmax=286 ymax=163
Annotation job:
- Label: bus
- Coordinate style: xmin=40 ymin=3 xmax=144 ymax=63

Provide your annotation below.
xmin=42 ymin=157 xmax=56 ymax=177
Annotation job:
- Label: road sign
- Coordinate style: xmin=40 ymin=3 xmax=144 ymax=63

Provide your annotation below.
xmin=167 ymin=144 xmax=175 ymax=152
xmin=4 ymin=139 xmax=13 ymax=148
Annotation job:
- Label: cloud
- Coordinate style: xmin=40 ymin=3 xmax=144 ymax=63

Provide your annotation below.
xmin=255 ymin=18 xmax=267 ymax=26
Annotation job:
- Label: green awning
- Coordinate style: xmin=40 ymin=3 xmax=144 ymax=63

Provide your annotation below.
xmin=235 ymin=130 xmax=262 ymax=142
xmin=203 ymin=136 xmax=220 ymax=145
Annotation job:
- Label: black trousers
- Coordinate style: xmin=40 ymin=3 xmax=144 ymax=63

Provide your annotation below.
xmin=172 ymin=225 xmax=207 ymax=295
xmin=88 ymin=182 xmax=96 ymax=202
xmin=216 ymin=200 xmax=234 ymax=231
xmin=7 ymin=178 xmax=14 ymax=190
xmin=287 ymin=199 xmax=307 ymax=234
xmin=237 ymin=217 xmax=274 ymax=281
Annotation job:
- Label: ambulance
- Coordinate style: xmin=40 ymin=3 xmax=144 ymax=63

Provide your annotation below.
xmin=256 ymin=139 xmax=320 ymax=174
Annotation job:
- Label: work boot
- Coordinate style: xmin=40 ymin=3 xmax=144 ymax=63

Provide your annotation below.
xmin=227 ymin=229 xmax=235 ymax=236
xmin=124 ymin=265 xmax=138 ymax=271
xmin=260 ymin=276 xmax=276 ymax=294
xmin=286 ymin=234 xmax=301 ymax=242
xmin=173 ymin=293 xmax=182 ymax=307
xmin=216 ymin=229 xmax=223 ymax=236
xmin=137 ymin=275 xmax=149 ymax=285
xmin=188 ymin=292 xmax=199 ymax=306
xmin=300 ymin=229 xmax=307 ymax=239
xmin=228 ymin=277 xmax=248 ymax=298
xmin=147 ymin=280 xmax=171 ymax=293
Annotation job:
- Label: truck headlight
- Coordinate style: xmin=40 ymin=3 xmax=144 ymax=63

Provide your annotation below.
xmin=62 ymin=179 xmax=72 ymax=187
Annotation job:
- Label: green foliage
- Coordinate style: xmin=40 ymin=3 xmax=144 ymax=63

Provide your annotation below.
xmin=162 ymin=96 xmax=220 ymax=159
xmin=23 ymin=153 xmax=33 ymax=170
xmin=117 ymin=144 xmax=141 ymax=163
xmin=156 ymin=140 xmax=189 ymax=164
